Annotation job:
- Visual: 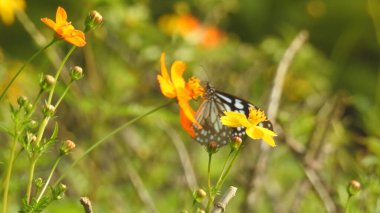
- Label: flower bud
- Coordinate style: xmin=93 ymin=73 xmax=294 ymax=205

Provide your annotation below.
xmin=193 ymin=188 xmax=207 ymax=203
xmin=230 ymin=136 xmax=242 ymax=150
xmin=207 ymin=141 xmax=219 ymax=154
xmin=40 ymin=74 xmax=56 ymax=92
xmin=60 ymin=140 xmax=76 ymax=155
xmin=17 ymin=96 xmax=28 ymax=107
xmin=347 ymin=180 xmax=361 ymax=196
xmin=26 ymin=132 xmax=37 ymax=144
xmin=35 ymin=177 xmax=44 ymax=188
xmin=42 ymin=103 xmax=55 ymax=117
xmin=70 ymin=66 xmax=84 ymax=81
xmin=56 ymin=183 xmax=67 ymax=200
xmin=25 ymin=103 xmax=33 ymax=114
xmin=84 ymin=10 xmax=103 ymax=32
xmin=28 ymin=120 xmax=38 ymax=129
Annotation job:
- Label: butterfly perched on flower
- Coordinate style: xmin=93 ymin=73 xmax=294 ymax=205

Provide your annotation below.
xmin=192 ymin=82 xmax=273 ymax=148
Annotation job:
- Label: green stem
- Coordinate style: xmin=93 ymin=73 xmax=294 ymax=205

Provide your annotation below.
xmin=215 ymin=149 xmax=235 ymax=190
xmin=24 ymin=45 xmax=79 ymax=206
xmin=205 ymin=152 xmax=213 ymax=213
xmin=54 ymin=81 xmax=73 ymax=108
xmin=35 ymin=156 xmax=62 ymax=203
xmin=216 ymin=148 xmax=241 ymax=191
xmin=0 ymin=39 xmax=56 ymax=102
xmin=54 ymin=100 xmax=174 ymax=185
xmin=2 ymin=134 xmax=19 ymax=213
xmin=26 ymin=158 xmax=38 ymax=204
xmin=26 ymin=90 xmax=43 ymax=119
xmin=47 ymin=46 xmax=76 ymax=104
xmin=345 ymin=195 xmax=352 ymax=213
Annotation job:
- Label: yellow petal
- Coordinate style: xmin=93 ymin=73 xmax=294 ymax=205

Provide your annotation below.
xmin=160 ymin=53 xmax=170 ymax=80
xmin=262 ymin=134 xmax=276 ymax=147
xmin=157 ymin=75 xmax=176 ymax=98
xmin=246 ymin=126 xmax=264 ymax=140
xmin=221 ymin=111 xmax=251 ymax=127
xmin=246 ymin=126 xmax=276 ymax=147
xmin=56 ymin=6 xmax=68 ymax=25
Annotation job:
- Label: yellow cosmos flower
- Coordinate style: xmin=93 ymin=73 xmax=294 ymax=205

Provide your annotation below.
xmin=221 ymin=108 xmax=277 ymax=147
xmin=0 ymin=0 xmax=25 ymax=25
xmin=41 ymin=6 xmax=86 ymax=47
xmin=157 ymin=52 xmax=204 ymax=137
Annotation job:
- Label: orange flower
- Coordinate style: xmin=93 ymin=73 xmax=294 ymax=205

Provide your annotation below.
xmin=41 ymin=6 xmax=86 ymax=47
xmin=157 ymin=53 xmax=204 ymax=136
xmin=202 ymin=26 xmax=223 ymax=48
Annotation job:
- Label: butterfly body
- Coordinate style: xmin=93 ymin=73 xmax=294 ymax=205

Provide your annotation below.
xmin=193 ymin=83 xmax=273 ymax=147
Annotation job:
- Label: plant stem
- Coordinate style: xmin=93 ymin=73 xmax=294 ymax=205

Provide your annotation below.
xmin=54 ymin=81 xmax=73 ymax=108
xmin=0 ymin=39 xmax=56 ymax=102
xmin=215 ymin=149 xmax=234 ymax=190
xmin=205 ymin=152 xmax=213 ymax=213
xmin=345 ymin=195 xmax=352 ymax=213
xmin=54 ymin=100 xmax=174 ymax=185
xmin=36 ymin=156 xmax=62 ymax=202
xmin=215 ymin=147 xmax=241 ymax=192
xmin=2 ymin=134 xmax=19 ymax=213
xmin=24 ymin=45 xmax=76 ymax=205
xmin=47 ymin=46 xmax=76 ymax=104
xmin=26 ymin=158 xmax=37 ymax=204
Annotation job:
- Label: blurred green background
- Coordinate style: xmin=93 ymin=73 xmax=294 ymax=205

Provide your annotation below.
xmin=1 ymin=0 xmax=380 ymax=212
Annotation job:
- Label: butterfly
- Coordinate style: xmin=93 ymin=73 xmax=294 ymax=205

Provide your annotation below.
xmin=192 ymin=82 xmax=273 ymax=148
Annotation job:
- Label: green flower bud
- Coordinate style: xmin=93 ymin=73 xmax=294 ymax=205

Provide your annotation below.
xmin=25 ymin=103 xmax=33 ymax=114
xmin=60 ymin=140 xmax=76 ymax=155
xmin=17 ymin=96 xmax=28 ymax=107
xmin=347 ymin=180 xmax=361 ymax=196
xmin=56 ymin=183 xmax=67 ymax=200
xmin=28 ymin=120 xmax=38 ymax=129
xmin=35 ymin=177 xmax=44 ymax=188
xmin=193 ymin=188 xmax=207 ymax=203
xmin=84 ymin=10 xmax=103 ymax=32
xmin=70 ymin=66 xmax=84 ymax=81
xmin=230 ymin=136 xmax=242 ymax=150
xmin=40 ymin=74 xmax=56 ymax=92
xmin=42 ymin=103 xmax=55 ymax=117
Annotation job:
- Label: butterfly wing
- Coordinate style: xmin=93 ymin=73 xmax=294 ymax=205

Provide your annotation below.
xmin=193 ymin=86 xmax=273 ymax=148
xmin=193 ymin=96 xmax=233 ymax=147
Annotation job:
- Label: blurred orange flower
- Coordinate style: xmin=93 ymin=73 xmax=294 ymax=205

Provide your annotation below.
xmin=158 ymin=13 xmax=224 ymax=48
xmin=41 ymin=6 xmax=86 ymax=47
xmin=157 ymin=52 xmax=204 ymax=137
xmin=0 ymin=0 xmax=25 ymax=25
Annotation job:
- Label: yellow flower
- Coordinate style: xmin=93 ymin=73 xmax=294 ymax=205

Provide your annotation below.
xmin=0 ymin=0 xmax=25 ymax=25
xmin=221 ymin=108 xmax=277 ymax=147
xmin=157 ymin=52 xmax=204 ymax=137
xmin=41 ymin=6 xmax=86 ymax=47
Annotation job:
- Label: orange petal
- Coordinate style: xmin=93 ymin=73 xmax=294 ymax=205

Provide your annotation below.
xmin=157 ymin=75 xmax=176 ymax=98
xmin=56 ymin=6 xmax=68 ymax=25
xmin=63 ymin=29 xmax=86 ymax=47
xmin=171 ymin=61 xmax=186 ymax=90
xmin=178 ymin=96 xmax=198 ymax=126
xmin=41 ymin=18 xmax=57 ymax=30
xmin=180 ymin=109 xmax=195 ymax=138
